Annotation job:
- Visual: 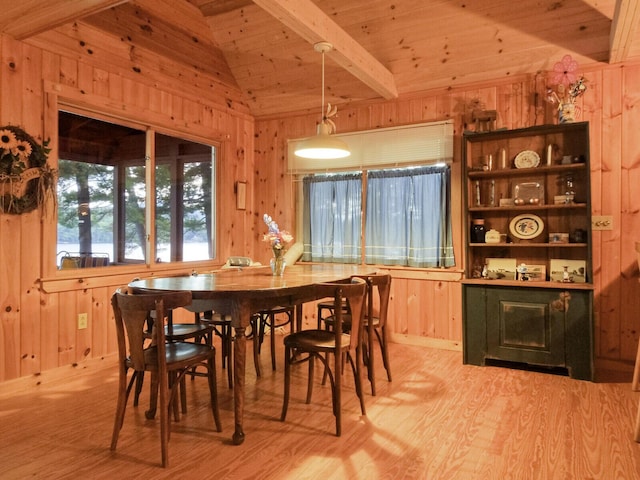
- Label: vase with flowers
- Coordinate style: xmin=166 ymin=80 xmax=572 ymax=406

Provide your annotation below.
xmin=263 ymin=213 xmax=293 ymax=276
xmin=546 ymin=55 xmax=587 ymax=124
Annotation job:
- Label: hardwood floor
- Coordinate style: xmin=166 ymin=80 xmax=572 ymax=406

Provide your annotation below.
xmin=1 ymin=336 xmax=640 ymax=479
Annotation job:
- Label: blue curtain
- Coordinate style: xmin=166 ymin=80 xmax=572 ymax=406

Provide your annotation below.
xmin=303 ymin=166 xmax=454 ymax=268
xmin=302 ymin=173 xmax=362 ymax=263
xmin=365 ymin=166 xmax=454 ymax=267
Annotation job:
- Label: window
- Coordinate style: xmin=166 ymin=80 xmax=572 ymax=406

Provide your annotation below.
xmin=56 ymin=111 xmax=216 ymax=269
xmin=302 ymin=165 xmax=454 ymax=268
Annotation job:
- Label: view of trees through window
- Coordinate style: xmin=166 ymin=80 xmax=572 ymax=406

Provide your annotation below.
xmin=56 ymin=110 xmax=216 ymax=269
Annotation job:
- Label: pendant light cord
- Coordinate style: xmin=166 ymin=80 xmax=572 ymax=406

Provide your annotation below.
xmin=321 ymin=49 xmax=326 ymax=122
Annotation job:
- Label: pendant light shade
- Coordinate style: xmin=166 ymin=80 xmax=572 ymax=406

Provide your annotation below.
xmin=294 ymin=42 xmax=351 ymax=160
xmin=294 ymin=122 xmax=351 ymax=159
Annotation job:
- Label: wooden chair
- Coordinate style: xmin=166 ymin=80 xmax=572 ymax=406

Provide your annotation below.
xmin=186 ymin=299 xmax=234 ymax=388
xmin=251 ymin=306 xmax=294 ymax=374
xmin=356 ymin=271 xmax=392 ymax=396
xmin=110 ymin=287 xmax=222 ymax=468
xmin=280 ymin=278 xmax=367 ymax=436
xmin=322 ymin=272 xmax=392 ymax=396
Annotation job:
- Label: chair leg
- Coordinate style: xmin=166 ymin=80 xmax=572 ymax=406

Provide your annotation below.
xmin=281 ymin=346 xmax=291 ymax=421
xmin=179 ymin=376 xmax=188 ymax=414
xmin=111 ymin=366 xmax=131 ymax=451
xmin=377 ymin=326 xmax=392 ymax=382
xmin=207 ymin=356 xmax=222 ymax=432
xmin=363 ymin=328 xmax=376 ymax=396
xmin=269 ymin=313 xmax=277 ymax=371
xmin=305 ymin=355 xmax=315 ymax=404
xmin=633 ymin=336 xmax=640 ymax=391
xmin=159 ymin=378 xmax=170 ymax=468
xmin=133 ymin=371 xmax=144 ymax=406
xmin=349 ymin=350 xmax=366 ymax=416
xmin=146 ymin=372 xmax=160 ymax=420
xmin=334 ymin=350 xmax=342 ymax=437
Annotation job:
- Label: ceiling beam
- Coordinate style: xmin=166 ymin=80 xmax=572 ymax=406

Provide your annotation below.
xmin=252 ymin=0 xmax=398 ymax=100
xmin=610 ymin=0 xmax=640 ymax=64
xmin=0 ymin=0 xmax=130 ymax=40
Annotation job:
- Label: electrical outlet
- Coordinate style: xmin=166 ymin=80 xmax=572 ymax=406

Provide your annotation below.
xmin=592 ymin=215 xmax=613 ymax=231
xmin=78 ymin=313 xmax=88 ymax=329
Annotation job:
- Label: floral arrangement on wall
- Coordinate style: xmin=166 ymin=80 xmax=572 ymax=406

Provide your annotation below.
xmin=0 ymin=125 xmax=55 ymax=215
xmin=546 ymin=55 xmax=587 ymax=122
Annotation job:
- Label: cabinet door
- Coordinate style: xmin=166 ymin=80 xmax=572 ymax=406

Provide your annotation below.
xmin=486 ymin=288 xmax=566 ymax=367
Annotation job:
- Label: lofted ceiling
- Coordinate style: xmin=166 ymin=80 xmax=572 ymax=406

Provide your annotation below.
xmin=1 ymin=0 xmax=640 ymax=118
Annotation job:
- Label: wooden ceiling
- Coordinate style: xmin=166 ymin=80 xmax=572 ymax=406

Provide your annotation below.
xmin=2 ymin=0 xmax=639 ymax=118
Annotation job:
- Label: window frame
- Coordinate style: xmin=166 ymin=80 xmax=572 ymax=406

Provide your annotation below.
xmin=300 ymin=164 xmax=456 ymax=269
xmin=42 ymin=97 xmax=222 ymax=283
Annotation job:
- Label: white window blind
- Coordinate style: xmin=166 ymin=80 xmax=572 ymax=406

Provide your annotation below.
xmin=287 ymin=119 xmax=454 ymax=173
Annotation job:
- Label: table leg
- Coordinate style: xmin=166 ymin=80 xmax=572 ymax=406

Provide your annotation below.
xmin=232 ymin=324 xmax=246 ymax=445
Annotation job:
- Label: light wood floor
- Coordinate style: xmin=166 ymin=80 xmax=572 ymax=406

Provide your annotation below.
xmin=2 ymin=336 xmax=640 ymax=479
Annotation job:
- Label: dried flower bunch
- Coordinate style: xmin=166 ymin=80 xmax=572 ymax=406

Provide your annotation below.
xmin=0 ymin=125 xmax=54 ymax=215
xmin=546 ymin=54 xmax=587 ymax=106
xmin=263 ymin=213 xmax=293 ymax=251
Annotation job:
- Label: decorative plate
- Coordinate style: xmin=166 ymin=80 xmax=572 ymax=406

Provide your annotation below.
xmin=514 ymin=150 xmax=540 ymax=169
xmin=509 ymin=213 xmax=544 ymax=240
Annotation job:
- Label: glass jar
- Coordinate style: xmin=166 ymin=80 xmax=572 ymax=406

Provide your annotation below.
xmin=471 ymin=219 xmax=486 ymax=243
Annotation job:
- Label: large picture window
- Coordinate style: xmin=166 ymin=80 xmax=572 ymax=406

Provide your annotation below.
xmin=56 ymin=111 xmax=216 ymax=269
xmin=302 ymin=165 xmax=454 ymax=268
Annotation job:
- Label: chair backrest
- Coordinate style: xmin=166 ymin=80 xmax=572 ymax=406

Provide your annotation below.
xmin=360 ymin=271 xmax=392 ymax=328
xmin=315 ymin=277 xmax=367 ymax=351
xmin=111 ymin=287 xmax=192 ymax=371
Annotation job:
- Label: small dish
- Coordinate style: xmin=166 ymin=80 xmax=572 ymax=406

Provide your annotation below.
xmin=514 ymin=150 xmax=540 ymax=169
xmin=509 ymin=213 xmax=544 ymax=240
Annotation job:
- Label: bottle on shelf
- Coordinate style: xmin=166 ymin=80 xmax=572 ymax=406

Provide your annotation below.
xmin=471 ymin=219 xmax=486 ymax=243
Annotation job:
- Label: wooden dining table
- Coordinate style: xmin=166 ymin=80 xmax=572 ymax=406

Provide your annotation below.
xmin=128 ymin=263 xmax=373 ymax=445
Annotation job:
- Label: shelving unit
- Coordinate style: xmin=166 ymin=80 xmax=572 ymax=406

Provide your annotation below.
xmin=462 ymin=122 xmax=594 ymax=380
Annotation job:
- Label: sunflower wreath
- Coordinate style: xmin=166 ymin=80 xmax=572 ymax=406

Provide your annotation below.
xmin=0 ymin=125 xmax=56 ymax=215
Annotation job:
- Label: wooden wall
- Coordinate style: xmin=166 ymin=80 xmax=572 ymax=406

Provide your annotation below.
xmin=0 ymin=32 xmax=256 ymax=382
xmin=2 ymin=28 xmax=640 ymax=384
xmin=253 ymin=63 xmax=640 ymax=375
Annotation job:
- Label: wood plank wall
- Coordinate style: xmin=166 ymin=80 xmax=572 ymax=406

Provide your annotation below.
xmin=2 ymin=29 xmax=640 ymax=383
xmin=0 ymin=33 xmax=255 ymax=382
xmin=253 ymin=63 xmax=640 ymax=374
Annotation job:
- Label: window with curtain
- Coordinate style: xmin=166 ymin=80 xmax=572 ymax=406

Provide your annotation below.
xmin=302 ymin=165 xmax=455 ymax=268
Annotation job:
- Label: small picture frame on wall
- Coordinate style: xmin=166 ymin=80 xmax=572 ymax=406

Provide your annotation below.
xmin=236 ymin=181 xmax=246 ymax=210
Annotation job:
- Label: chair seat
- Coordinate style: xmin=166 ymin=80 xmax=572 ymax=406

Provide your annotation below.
xmin=283 ymin=329 xmax=350 ymax=351
xmin=127 ymin=342 xmax=215 ymax=371
xmin=165 ymin=323 xmax=211 ymax=341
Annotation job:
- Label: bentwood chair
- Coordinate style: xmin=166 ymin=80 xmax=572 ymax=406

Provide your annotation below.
xmin=251 ymin=306 xmax=294 ymax=374
xmin=129 ymin=280 xmax=214 ymax=408
xmin=280 ymin=278 xmax=367 ymax=436
xmin=110 ymin=287 xmax=222 ymax=468
xmin=322 ymin=272 xmax=392 ymax=396
xmin=357 ymin=272 xmax=392 ymax=396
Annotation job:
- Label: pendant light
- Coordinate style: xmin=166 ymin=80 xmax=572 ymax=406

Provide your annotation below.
xmin=294 ymin=42 xmax=351 ymax=159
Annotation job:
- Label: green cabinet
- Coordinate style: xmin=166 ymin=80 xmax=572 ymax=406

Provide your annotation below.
xmin=462 ymin=123 xmax=593 ymax=381
xmin=463 ymin=284 xmax=593 ymax=380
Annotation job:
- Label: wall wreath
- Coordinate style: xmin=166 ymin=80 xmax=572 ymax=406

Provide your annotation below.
xmin=0 ymin=125 xmax=56 ymax=215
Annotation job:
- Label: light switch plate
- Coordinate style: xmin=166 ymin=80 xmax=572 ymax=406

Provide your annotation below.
xmin=592 ymin=215 xmax=613 ymax=230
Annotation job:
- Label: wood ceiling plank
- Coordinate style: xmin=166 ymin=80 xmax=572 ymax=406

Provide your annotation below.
xmin=83 ymin=0 xmax=238 ymax=87
xmin=610 ymin=0 xmax=640 ymax=63
xmin=0 ymin=0 xmax=129 ymax=40
xmin=251 ymin=0 xmax=398 ymax=100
